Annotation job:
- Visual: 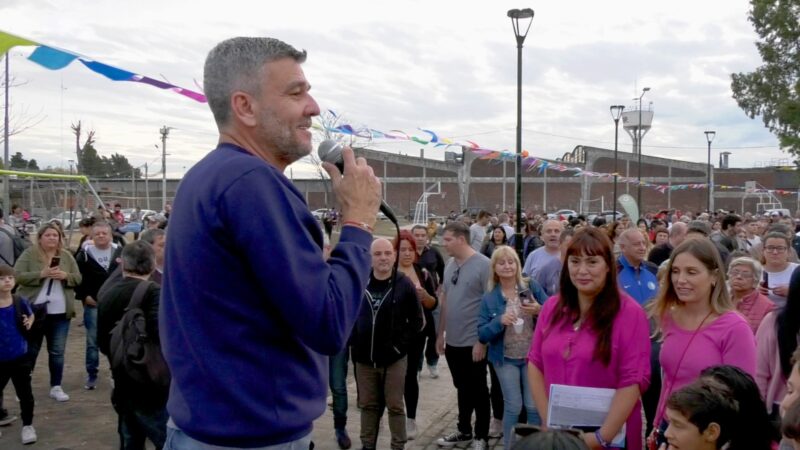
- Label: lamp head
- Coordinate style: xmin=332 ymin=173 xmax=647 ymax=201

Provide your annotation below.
xmin=508 ymin=8 xmax=535 ymax=42
xmin=705 ymin=130 xmax=716 ymax=143
xmin=610 ymin=105 xmax=625 ymax=121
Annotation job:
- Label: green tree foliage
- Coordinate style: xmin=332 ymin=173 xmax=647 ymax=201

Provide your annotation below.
xmin=76 ymin=130 xmax=140 ymax=178
xmin=731 ymin=0 xmax=800 ymax=161
xmin=7 ymin=152 xmax=39 ymax=171
xmin=9 ymin=152 xmax=27 ymax=169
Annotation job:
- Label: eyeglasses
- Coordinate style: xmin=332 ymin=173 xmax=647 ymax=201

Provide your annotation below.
xmin=728 ymin=270 xmax=753 ymax=279
xmin=765 ymin=246 xmax=788 ymax=253
xmin=451 ymin=267 xmax=460 ymax=285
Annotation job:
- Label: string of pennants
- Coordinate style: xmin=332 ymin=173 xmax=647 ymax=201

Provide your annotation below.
xmin=0 ymin=30 xmax=206 ymax=103
xmin=319 ymin=120 xmax=800 ymax=197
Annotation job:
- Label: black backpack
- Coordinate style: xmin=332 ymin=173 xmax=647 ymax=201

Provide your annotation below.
xmin=0 ymin=227 xmax=31 ymax=265
xmin=108 ymin=280 xmax=170 ymax=387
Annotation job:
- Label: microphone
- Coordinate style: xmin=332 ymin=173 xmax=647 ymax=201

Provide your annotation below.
xmin=317 ymin=140 xmax=398 ymax=224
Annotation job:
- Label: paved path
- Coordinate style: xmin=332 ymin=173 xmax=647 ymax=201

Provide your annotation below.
xmin=0 ymin=303 xmax=506 ymax=449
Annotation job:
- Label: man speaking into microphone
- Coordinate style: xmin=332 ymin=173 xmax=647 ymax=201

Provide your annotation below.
xmin=161 ymin=37 xmax=382 ymax=449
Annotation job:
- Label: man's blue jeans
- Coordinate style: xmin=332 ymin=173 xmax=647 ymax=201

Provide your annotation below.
xmin=27 ymin=313 xmax=70 ymax=386
xmin=493 ymin=358 xmax=541 ymax=449
xmin=328 ymin=347 xmax=349 ymax=430
xmin=165 ymin=425 xmax=312 ymax=450
xmin=84 ymin=305 xmax=99 ymax=378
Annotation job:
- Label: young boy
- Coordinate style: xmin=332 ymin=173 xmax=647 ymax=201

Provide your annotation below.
xmin=662 ymin=379 xmax=738 ymax=450
xmin=0 ymin=264 xmax=37 ymax=444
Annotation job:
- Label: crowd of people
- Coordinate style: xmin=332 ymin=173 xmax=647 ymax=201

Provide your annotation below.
xmin=361 ymin=207 xmax=797 ymax=450
xmin=0 ymin=204 xmax=168 ymax=446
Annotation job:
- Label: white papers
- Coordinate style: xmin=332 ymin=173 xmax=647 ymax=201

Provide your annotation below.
xmin=547 ymin=384 xmax=626 ymax=447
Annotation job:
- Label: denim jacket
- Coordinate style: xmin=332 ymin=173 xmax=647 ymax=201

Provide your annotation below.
xmin=477 ymin=278 xmax=546 ymax=366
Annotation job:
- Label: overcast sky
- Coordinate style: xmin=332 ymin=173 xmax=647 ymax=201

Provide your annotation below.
xmin=0 ymin=0 xmax=788 ymax=178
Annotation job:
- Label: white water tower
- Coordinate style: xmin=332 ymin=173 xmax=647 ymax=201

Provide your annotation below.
xmin=621 ymin=102 xmax=654 ymax=154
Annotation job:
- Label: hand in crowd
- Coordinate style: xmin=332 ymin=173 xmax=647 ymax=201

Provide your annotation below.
xmin=519 ymin=301 xmax=542 ymax=317
xmin=436 ymin=335 xmax=446 ymax=356
xmin=472 ymin=342 xmax=486 ymax=362
xmin=40 ymin=267 xmax=67 ymax=280
xmin=85 ymin=296 xmax=97 ymax=307
xmin=22 ymin=314 xmax=34 ymax=330
xmin=322 ymin=146 xmax=382 ymax=229
xmin=500 ymin=310 xmax=517 ymax=326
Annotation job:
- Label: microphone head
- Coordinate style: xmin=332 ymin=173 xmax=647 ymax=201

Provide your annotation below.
xmin=317 ymin=140 xmax=343 ymax=164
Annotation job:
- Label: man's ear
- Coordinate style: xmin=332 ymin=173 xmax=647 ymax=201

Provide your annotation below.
xmin=703 ymin=422 xmax=721 ymax=443
xmin=230 ymin=91 xmax=258 ymax=127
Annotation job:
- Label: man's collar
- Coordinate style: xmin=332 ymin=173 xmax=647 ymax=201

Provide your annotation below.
xmin=618 ymin=254 xmax=641 ymax=269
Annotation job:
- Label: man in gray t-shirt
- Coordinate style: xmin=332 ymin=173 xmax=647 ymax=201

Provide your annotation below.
xmin=435 ymin=221 xmax=493 ymax=447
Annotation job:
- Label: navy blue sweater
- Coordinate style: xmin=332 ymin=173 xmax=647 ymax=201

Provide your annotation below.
xmin=160 ymin=144 xmax=372 ymax=447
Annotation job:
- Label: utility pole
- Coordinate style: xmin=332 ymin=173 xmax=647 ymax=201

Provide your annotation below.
xmin=3 ymin=52 xmax=10 ymax=211
xmin=160 ymin=126 xmax=170 ymax=212
xmin=144 ymin=163 xmax=150 ymax=210
xmin=131 ymin=167 xmax=136 ymax=208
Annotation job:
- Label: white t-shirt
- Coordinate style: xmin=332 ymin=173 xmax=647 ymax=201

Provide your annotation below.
xmin=469 ymin=223 xmax=487 ymax=251
xmin=87 ymin=244 xmax=115 ymax=270
xmin=766 ymin=262 xmax=799 ymax=308
xmin=35 ymin=279 xmax=67 ymax=314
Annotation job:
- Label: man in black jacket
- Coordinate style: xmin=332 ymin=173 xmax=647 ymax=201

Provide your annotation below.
xmin=351 ymin=238 xmax=423 ymax=450
xmin=75 ymin=220 xmax=122 ymax=390
xmin=97 ymin=241 xmax=166 ymax=450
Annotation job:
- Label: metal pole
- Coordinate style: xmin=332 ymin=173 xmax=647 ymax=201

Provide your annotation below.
xmin=613 ymin=117 xmax=620 ymax=222
xmin=160 ymin=126 xmax=168 ymax=211
xmin=707 ymin=140 xmax=711 ymax=212
xmin=3 ymin=53 xmax=10 ymax=211
xmin=514 ymin=38 xmax=524 ymax=262
xmin=145 ymin=163 xmax=150 ymax=210
xmin=637 ymin=97 xmax=643 ymax=214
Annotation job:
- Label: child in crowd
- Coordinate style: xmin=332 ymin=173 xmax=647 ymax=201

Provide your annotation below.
xmin=662 ymin=378 xmax=738 ymax=450
xmin=0 ymin=264 xmax=37 ymax=444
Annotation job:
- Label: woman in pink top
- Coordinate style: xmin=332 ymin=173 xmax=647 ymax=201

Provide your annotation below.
xmin=728 ymin=257 xmax=775 ymax=334
xmin=528 ymin=228 xmax=651 ymax=450
xmin=648 ymin=238 xmax=756 ymax=446
xmin=755 ymin=264 xmax=800 ymax=418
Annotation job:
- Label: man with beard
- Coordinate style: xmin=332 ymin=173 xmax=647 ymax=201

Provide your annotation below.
xmin=161 ymin=37 xmax=382 ymax=449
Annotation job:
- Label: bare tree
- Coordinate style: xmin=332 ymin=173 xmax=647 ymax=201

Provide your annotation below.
xmin=70 ymin=121 xmax=96 ymax=174
xmin=309 ymin=110 xmax=373 ymax=208
xmin=0 ymin=68 xmax=46 ymax=147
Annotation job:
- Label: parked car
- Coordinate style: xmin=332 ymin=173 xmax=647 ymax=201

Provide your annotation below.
xmin=311 ymin=209 xmax=330 ymax=220
xmin=587 ymin=210 xmax=624 ymax=223
xmin=49 ymin=211 xmax=84 ymax=230
xmin=547 ymin=209 xmax=578 ymax=220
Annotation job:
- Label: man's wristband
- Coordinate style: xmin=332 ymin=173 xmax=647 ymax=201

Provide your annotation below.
xmin=342 ymin=220 xmax=374 ymax=233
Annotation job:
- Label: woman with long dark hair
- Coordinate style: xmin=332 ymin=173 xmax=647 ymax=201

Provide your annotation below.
xmin=528 ymin=227 xmax=651 ymax=449
xmin=394 ymin=230 xmax=437 ymax=440
xmin=481 ymin=226 xmax=508 ymax=259
xmin=756 ymin=266 xmax=800 ymax=419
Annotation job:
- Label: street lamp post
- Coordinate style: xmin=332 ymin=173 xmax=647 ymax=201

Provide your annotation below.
xmin=507 ymin=7 xmax=534 ymax=262
xmin=705 ymin=130 xmax=716 ymax=213
xmin=636 ymin=87 xmax=650 ymax=214
xmin=610 ymin=105 xmax=625 ymax=223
